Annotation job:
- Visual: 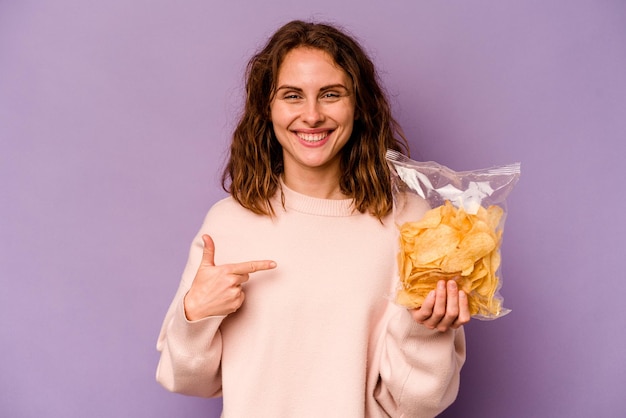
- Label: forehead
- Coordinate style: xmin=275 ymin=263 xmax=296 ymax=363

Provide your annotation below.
xmin=277 ymin=47 xmax=350 ymax=85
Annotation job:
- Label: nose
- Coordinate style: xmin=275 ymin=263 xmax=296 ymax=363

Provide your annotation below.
xmin=301 ymin=98 xmax=324 ymax=126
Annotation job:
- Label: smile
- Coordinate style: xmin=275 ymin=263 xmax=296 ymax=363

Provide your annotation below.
xmin=295 ymin=131 xmax=331 ymax=143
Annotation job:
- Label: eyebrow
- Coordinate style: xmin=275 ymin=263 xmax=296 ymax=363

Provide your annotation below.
xmin=275 ymin=84 xmax=350 ymax=93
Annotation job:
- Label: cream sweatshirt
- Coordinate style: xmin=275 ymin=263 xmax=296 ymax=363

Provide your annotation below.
xmin=156 ymin=183 xmax=466 ymax=418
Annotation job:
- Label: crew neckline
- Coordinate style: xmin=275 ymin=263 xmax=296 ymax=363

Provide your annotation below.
xmin=276 ymin=180 xmax=356 ymax=217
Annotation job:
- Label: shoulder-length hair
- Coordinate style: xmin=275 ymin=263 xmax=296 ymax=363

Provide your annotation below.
xmin=222 ymin=19 xmax=409 ymax=219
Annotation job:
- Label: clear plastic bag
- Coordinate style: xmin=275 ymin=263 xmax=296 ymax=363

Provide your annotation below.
xmin=386 ymin=150 xmax=521 ymax=320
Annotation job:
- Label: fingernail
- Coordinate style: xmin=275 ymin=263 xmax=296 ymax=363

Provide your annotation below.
xmin=269 ymin=261 xmax=277 ymax=268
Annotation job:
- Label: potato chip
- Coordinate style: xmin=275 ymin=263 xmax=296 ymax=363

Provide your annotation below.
xmin=396 ymin=200 xmax=505 ymax=318
xmin=386 ymin=150 xmax=520 ymax=320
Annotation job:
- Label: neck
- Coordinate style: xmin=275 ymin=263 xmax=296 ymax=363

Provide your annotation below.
xmin=281 ymin=170 xmax=347 ymax=200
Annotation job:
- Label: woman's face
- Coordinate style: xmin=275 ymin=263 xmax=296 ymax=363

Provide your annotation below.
xmin=270 ymin=47 xmax=356 ymax=182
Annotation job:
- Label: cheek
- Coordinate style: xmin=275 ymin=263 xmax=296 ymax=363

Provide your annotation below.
xmin=342 ymin=109 xmax=357 ymax=132
xmin=268 ymin=100 xmax=280 ymax=122
xmin=270 ymin=121 xmax=290 ymax=148
xmin=269 ymin=104 xmax=293 ymax=128
xmin=343 ymin=101 xmax=357 ymax=124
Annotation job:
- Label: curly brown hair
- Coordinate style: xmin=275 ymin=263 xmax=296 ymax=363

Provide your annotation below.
xmin=222 ymin=20 xmax=409 ymax=219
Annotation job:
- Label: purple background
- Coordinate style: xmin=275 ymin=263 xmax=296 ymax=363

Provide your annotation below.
xmin=1 ymin=1 xmax=625 ymax=417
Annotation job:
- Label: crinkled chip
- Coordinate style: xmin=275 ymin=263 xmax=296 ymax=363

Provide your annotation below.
xmin=396 ymin=200 xmax=505 ymax=318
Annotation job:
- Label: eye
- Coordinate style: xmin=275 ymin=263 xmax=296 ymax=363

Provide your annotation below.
xmin=320 ymin=92 xmax=342 ymax=102
xmin=281 ymin=92 xmax=302 ymax=101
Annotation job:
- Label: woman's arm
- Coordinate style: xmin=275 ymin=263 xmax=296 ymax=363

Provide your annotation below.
xmin=373 ymin=290 xmax=467 ymax=417
xmin=155 ymin=230 xmax=225 ymax=398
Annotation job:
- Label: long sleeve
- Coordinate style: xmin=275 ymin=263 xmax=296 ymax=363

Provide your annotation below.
xmin=155 ymin=189 xmax=467 ymax=417
xmin=373 ymin=306 xmax=466 ymax=418
xmin=155 ymin=228 xmax=225 ymax=398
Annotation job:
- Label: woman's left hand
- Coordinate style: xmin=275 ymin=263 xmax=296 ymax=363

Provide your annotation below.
xmin=409 ymin=279 xmax=471 ymax=332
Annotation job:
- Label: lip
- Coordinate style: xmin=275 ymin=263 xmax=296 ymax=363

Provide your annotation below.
xmin=292 ymin=129 xmax=334 ymax=147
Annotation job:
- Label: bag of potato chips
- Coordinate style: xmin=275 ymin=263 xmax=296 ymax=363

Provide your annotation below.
xmin=386 ymin=149 xmax=521 ymax=320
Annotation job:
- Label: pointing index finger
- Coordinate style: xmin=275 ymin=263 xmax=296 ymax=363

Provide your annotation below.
xmin=231 ymin=260 xmax=277 ymax=275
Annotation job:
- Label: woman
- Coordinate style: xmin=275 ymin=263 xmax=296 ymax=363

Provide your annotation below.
xmin=156 ymin=20 xmax=469 ymax=417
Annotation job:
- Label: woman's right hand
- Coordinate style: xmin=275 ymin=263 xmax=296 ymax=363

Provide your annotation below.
xmin=183 ymin=234 xmax=277 ymax=320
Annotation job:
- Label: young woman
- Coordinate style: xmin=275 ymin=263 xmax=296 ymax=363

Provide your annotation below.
xmin=156 ymin=20 xmax=469 ymax=417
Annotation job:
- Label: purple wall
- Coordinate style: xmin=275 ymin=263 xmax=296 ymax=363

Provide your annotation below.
xmin=1 ymin=1 xmax=625 ymax=417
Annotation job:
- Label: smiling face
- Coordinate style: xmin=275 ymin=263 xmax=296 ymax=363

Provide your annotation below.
xmin=270 ymin=47 xmax=356 ymax=190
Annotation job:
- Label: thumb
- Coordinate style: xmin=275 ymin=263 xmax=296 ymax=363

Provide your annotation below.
xmin=200 ymin=234 xmax=216 ymax=267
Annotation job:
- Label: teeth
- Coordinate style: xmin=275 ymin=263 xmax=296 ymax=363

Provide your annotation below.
xmin=297 ymin=132 xmax=328 ymax=142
